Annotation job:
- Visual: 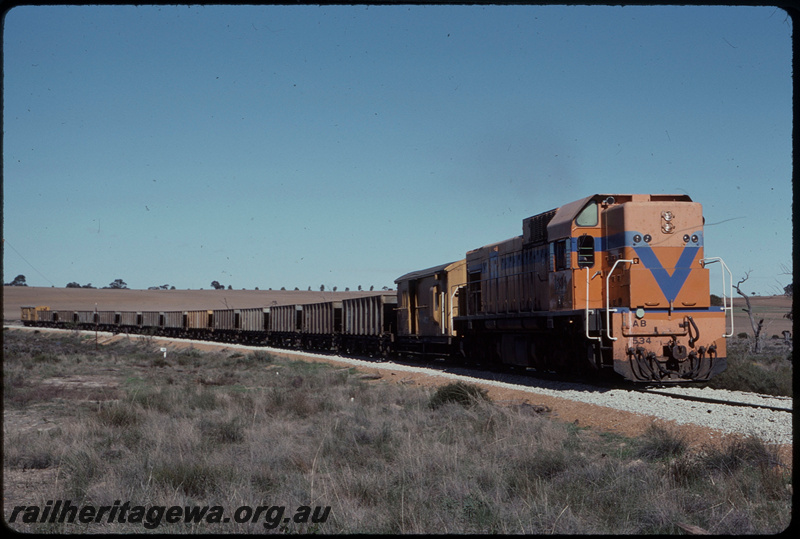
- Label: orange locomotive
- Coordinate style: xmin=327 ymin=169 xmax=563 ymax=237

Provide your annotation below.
xmin=444 ymin=194 xmax=732 ymax=382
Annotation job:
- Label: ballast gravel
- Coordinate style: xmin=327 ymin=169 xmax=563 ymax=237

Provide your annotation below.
xmin=260 ymin=344 xmax=792 ymax=446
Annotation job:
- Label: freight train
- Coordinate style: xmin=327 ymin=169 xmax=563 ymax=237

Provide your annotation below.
xmin=21 ymin=193 xmax=733 ymax=383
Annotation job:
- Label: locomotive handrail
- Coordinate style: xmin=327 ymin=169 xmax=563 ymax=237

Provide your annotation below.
xmin=605 ymin=259 xmax=638 ymax=341
xmin=700 ymin=257 xmax=734 ymax=338
xmin=585 ymin=267 xmax=602 ymax=342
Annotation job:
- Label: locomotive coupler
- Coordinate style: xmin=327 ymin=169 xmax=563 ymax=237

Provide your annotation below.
xmin=670 ymin=342 xmax=688 ymax=362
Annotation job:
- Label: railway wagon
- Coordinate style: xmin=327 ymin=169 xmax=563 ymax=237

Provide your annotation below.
xmin=140 ymin=311 xmax=161 ymax=330
xmin=53 ymin=310 xmax=76 ymax=324
xmin=301 ymin=301 xmax=342 ymax=351
xmin=340 ymin=293 xmax=398 ymax=357
xmin=75 ymin=310 xmax=96 ymax=326
xmin=395 ymin=259 xmax=467 ymax=357
xmin=239 ymin=307 xmax=269 ymax=333
xmin=186 ymin=310 xmax=213 ymax=338
xmin=118 ymin=311 xmax=140 ymax=332
xmin=161 ymin=311 xmax=185 ymax=337
xmin=211 ymin=308 xmax=238 ymax=342
xmin=96 ymin=311 xmax=118 ymax=331
xmin=451 ymin=193 xmax=731 ymax=382
xmin=208 ymin=308 xmax=267 ymax=343
xmin=236 ymin=307 xmax=269 ymax=344
xmin=269 ymin=304 xmax=303 ymax=348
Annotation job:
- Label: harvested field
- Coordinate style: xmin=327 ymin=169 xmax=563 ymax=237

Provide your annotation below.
xmin=730 ymin=294 xmax=793 ymax=337
xmin=3 ymin=286 xmax=388 ymax=322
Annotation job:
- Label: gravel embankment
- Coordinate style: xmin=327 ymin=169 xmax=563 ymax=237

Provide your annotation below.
xmin=369 ymin=361 xmax=793 ymax=446
xmin=229 ymin=340 xmax=793 ymax=446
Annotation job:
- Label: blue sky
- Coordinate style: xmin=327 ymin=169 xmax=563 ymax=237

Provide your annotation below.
xmin=3 ymin=4 xmax=793 ymax=295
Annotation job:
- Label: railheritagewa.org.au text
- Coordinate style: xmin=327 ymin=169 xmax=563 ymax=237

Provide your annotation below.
xmin=8 ymin=500 xmax=331 ymax=530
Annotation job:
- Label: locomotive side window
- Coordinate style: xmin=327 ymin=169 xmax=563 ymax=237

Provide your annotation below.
xmin=554 ymin=240 xmax=568 ymax=271
xmin=575 ymin=201 xmax=598 ymax=227
xmin=577 ymin=235 xmax=595 ymax=268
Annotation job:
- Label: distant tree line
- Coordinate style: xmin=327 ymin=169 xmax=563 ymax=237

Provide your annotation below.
xmin=212 ymin=281 xmax=389 ymax=292
xmin=5 ymin=274 xmax=28 ymax=286
xmin=5 ymin=274 xmax=392 ymax=292
xmin=65 ymin=279 xmax=129 ymax=289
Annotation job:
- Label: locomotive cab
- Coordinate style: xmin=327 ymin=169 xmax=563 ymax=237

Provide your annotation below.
xmin=571 ymin=195 xmax=730 ymax=381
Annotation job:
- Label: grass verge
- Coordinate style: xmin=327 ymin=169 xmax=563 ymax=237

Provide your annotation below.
xmin=3 ymin=329 xmax=792 ymax=534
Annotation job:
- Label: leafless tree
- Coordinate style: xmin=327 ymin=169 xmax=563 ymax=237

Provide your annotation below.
xmin=733 ymin=271 xmax=764 ymax=353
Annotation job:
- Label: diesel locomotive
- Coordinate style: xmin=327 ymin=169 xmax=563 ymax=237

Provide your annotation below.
xmin=21 ymin=194 xmax=733 ymax=383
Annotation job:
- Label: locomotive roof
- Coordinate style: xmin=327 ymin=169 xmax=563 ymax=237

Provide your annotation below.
xmin=545 ymin=194 xmax=598 ymax=240
xmin=394 ymin=260 xmax=462 ymax=283
xmin=547 ymin=193 xmax=693 ymax=239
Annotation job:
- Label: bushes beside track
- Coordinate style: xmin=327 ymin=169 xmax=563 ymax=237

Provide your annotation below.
xmin=706 ymin=338 xmax=792 ymax=397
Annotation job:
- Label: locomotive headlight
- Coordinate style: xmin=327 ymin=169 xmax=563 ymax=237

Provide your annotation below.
xmin=661 ymin=210 xmax=676 ymax=234
xmin=644 ymin=234 xmax=652 ymax=243
xmin=633 ymin=234 xmax=642 ymax=244
xmin=691 ymin=234 xmax=699 ymax=243
xmin=683 ymin=234 xmax=691 ymax=243
xmin=635 ymin=307 xmax=645 ymax=319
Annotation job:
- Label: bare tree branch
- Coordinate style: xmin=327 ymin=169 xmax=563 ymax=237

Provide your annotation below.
xmin=732 ymin=270 xmax=764 ymax=353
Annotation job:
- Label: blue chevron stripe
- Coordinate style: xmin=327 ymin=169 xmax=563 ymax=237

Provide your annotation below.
xmin=629 ymin=231 xmax=702 ymax=303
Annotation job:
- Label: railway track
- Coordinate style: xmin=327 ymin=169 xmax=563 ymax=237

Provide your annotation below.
xmin=631 ymin=386 xmax=793 ymax=414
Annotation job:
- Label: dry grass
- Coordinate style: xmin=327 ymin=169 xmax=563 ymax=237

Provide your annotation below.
xmin=3 ymin=328 xmax=792 ymax=534
xmin=707 ymin=338 xmax=793 ymax=397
